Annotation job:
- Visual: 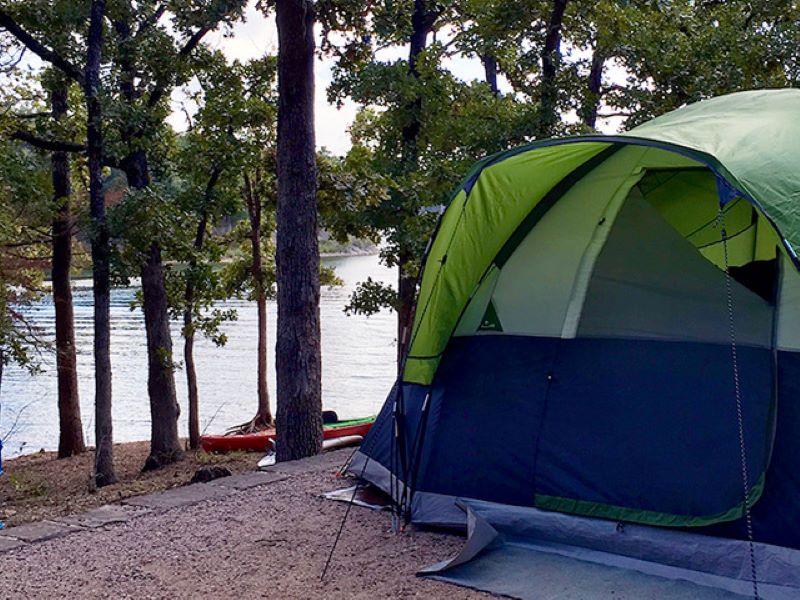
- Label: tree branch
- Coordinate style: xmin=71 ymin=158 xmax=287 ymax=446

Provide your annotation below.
xmin=102 ymin=152 xmax=121 ymax=169
xmin=146 ymin=24 xmax=213 ymax=109
xmin=179 ymin=24 xmax=214 ymax=58
xmin=11 ymin=130 xmax=86 ymax=152
xmin=135 ymin=3 xmax=166 ymax=38
xmin=0 ymin=9 xmax=85 ymax=85
xmin=15 ymin=111 xmax=51 ymax=119
xmin=597 ymin=111 xmax=633 ymax=118
xmin=0 ymin=45 xmax=25 ymax=72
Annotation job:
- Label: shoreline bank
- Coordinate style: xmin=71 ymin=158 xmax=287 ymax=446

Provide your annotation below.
xmin=0 ymin=441 xmax=260 ymax=527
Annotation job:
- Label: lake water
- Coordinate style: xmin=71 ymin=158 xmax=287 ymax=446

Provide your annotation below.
xmin=0 ymin=254 xmax=397 ymax=458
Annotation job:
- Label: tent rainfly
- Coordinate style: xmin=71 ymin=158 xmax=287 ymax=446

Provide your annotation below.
xmin=349 ymin=89 xmax=800 ymax=599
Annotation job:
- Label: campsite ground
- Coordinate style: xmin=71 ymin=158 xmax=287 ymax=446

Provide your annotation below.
xmin=0 ymin=442 xmax=256 ymax=527
xmin=0 ymin=449 xmax=488 ymax=599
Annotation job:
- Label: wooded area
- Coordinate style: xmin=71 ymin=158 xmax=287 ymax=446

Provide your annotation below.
xmin=0 ymin=0 xmax=797 ymax=484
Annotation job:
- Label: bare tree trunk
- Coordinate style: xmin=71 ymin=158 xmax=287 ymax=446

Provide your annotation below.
xmin=50 ymin=79 xmax=86 ymax=458
xmin=481 ymin=53 xmax=499 ymax=96
xmin=244 ymin=174 xmax=273 ymax=429
xmin=85 ymin=0 xmax=116 ymax=486
xmin=275 ymin=0 xmax=323 ymax=462
xmin=536 ymin=0 xmax=568 ymax=138
xmin=580 ymin=46 xmax=605 ymax=129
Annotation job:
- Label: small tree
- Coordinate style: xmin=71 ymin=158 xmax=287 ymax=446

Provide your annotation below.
xmin=47 ymin=73 xmax=86 ymax=458
xmin=323 ymin=1 xmax=537 ymax=371
xmin=172 ymin=53 xmax=350 ymax=442
xmin=0 ymin=137 xmax=53 ymax=417
xmin=166 ymin=54 xmax=263 ymax=447
xmin=0 ymin=64 xmax=87 ymax=457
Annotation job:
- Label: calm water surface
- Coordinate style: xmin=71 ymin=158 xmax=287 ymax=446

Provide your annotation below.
xmin=1 ymin=254 xmax=397 ymax=457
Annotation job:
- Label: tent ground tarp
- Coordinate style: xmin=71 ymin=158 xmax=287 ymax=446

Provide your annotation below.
xmin=420 ymin=500 xmax=800 ymax=600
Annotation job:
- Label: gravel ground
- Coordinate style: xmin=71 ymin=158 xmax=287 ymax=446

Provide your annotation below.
xmin=0 ymin=459 xmax=489 ymax=599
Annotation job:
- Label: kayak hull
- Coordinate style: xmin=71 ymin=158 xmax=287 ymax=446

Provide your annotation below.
xmin=200 ymin=418 xmax=374 ymax=453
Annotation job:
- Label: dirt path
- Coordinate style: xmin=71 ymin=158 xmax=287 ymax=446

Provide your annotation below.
xmin=0 ymin=451 xmax=488 ymax=599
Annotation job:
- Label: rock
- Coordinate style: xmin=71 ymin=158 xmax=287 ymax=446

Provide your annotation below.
xmin=190 ymin=466 xmax=232 ymax=484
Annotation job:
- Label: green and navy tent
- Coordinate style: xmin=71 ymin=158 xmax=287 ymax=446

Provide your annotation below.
xmin=350 ymin=89 xmax=800 ymax=581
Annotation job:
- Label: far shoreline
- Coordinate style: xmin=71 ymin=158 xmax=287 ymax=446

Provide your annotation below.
xmin=52 ymin=248 xmax=380 ymax=284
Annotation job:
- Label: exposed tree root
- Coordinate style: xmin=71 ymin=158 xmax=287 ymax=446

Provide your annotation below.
xmin=224 ymin=413 xmax=275 ymax=436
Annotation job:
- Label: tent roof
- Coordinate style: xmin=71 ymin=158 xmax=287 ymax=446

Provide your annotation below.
xmin=403 ymin=89 xmax=800 ymax=385
xmin=623 ymin=89 xmax=800 ymax=250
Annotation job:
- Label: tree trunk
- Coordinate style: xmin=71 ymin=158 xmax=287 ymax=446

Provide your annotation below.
xmin=275 ymin=0 xmax=323 ymax=462
xmin=183 ymin=165 xmax=222 ymax=448
xmin=396 ymin=253 xmax=416 ymax=372
xmin=536 ymin=0 xmax=568 ymax=138
xmin=85 ymin=0 xmax=116 ymax=486
xmin=255 ymin=289 xmax=270 ymax=424
xmin=394 ymin=0 xmax=436 ymax=372
xmin=183 ymin=213 xmax=207 ymax=450
xmin=50 ymin=80 xmax=86 ymax=458
xmin=245 ymin=174 xmax=273 ymax=429
xmin=481 ymin=54 xmax=499 ymax=96
xmin=120 ymin=150 xmax=183 ymax=470
xmin=580 ymin=46 xmax=605 ymax=129
xmin=183 ymin=317 xmax=199 ymax=449
xmin=141 ymin=239 xmax=183 ymax=470
xmin=402 ymin=0 xmax=433 ymax=162
xmin=116 ymin=11 xmax=184 ymax=468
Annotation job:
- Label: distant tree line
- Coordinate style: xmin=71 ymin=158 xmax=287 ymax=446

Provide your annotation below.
xmin=0 ymin=0 xmax=796 ymax=483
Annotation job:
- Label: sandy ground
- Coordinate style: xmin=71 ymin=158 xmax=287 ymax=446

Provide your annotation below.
xmin=0 ymin=442 xmax=258 ymax=527
xmin=0 ymin=459 xmax=490 ymax=599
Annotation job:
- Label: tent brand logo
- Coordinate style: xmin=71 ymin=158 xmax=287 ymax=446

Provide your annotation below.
xmin=478 ymin=301 xmax=503 ymax=332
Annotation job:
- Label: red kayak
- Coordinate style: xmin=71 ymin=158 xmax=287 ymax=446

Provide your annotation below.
xmin=200 ymin=416 xmax=375 ymax=453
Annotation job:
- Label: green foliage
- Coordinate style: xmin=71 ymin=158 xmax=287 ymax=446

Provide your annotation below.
xmin=322 ymin=1 xmax=542 ymax=319
xmin=317 ymin=147 xmax=388 ymax=245
xmin=220 ymin=213 xmax=277 ymax=300
xmin=0 ymin=138 xmax=52 ymax=373
xmin=601 ymin=0 xmax=800 ymax=126
xmin=344 ymin=277 xmax=398 ymax=316
xmin=100 ymin=1 xmax=248 ymax=162
xmin=109 ymin=181 xmax=189 ymax=271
